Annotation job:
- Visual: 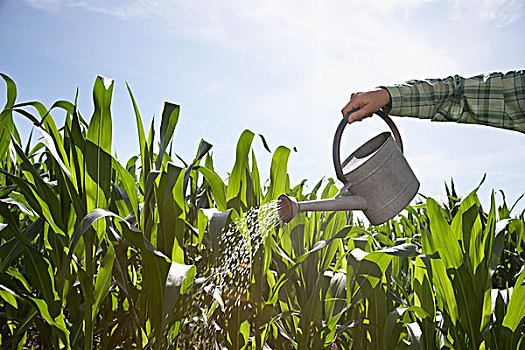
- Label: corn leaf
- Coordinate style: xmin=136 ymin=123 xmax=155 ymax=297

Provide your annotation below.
xmin=0 ymin=284 xmax=18 ymax=308
xmin=155 ymin=102 xmax=180 ymax=169
xmin=28 ymin=297 xmax=70 ymax=348
xmin=414 ymin=256 xmax=436 ymax=320
xmin=155 ymin=165 xmax=185 ymax=262
xmin=112 ymin=158 xmax=140 ymax=224
xmin=196 ymin=165 xmax=227 ymax=212
xmin=182 ymin=139 xmax=212 ymax=195
xmin=226 ymin=129 xmax=255 ymax=203
xmin=86 ymin=76 xmax=113 ymax=155
xmin=0 ymin=73 xmax=20 ymax=159
xmin=23 ymin=244 xmax=60 ymax=317
xmin=503 ymin=268 xmax=525 ymax=332
xmin=161 ymin=262 xmax=196 ymax=333
xmin=126 ymin=81 xmax=151 ymax=185
xmin=427 ymin=198 xmax=463 ymax=269
xmin=91 ymin=244 xmax=115 ymax=320
xmin=430 ymin=258 xmax=458 ymax=325
xmin=265 ymin=146 xmax=291 ymax=203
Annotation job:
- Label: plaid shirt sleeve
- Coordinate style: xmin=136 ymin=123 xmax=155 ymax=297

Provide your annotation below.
xmin=381 ymin=70 xmax=525 ymax=133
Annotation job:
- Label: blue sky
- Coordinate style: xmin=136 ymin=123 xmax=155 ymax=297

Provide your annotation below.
xmin=1 ymin=0 xmax=524 ymax=213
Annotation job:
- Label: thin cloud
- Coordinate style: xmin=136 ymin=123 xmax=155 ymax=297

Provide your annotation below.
xmin=448 ymin=0 xmax=523 ymax=26
xmin=23 ymin=0 xmax=523 ymax=25
xmin=23 ymin=0 xmax=63 ymax=12
xmin=21 ymin=0 xmax=522 ymax=57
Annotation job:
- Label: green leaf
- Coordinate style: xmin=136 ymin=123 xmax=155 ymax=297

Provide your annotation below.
xmin=155 ymin=165 xmax=185 ymax=262
xmin=430 ymin=258 xmax=458 ymax=325
xmin=208 ymin=210 xmax=233 ymax=264
xmin=1 ymin=73 xmax=17 ymax=108
xmin=0 ymin=217 xmax=44 ymax=272
xmin=36 ymin=124 xmax=71 ymax=178
xmin=481 ymin=192 xmax=497 ymax=273
xmin=321 ymin=212 xmax=347 ymax=272
xmin=196 ymin=166 xmax=227 ymax=212
xmin=383 ymin=307 xmax=405 ymax=349
xmin=144 ymin=170 xmax=161 ymax=203
xmin=0 ymin=73 xmax=20 ymax=159
xmin=85 ymin=76 xmax=114 ymax=213
xmin=112 ymin=158 xmax=140 ymax=225
xmin=503 ymin=268 xmax=525 ymax=331
xmin=30 ymin=120 xmax=87 ymax=220
xmin=126 ymin=81 xmax=151 ymax=183
xmin=413 ymin=256 xmax=436 ymax=320
xmin=326 ymin=272 xmax=347 ymax=318
xmin=15 ymin=100 xmax=72 ymax=172
xmin=6 ymin=266 xmax=32 ymax=292
xmin=23 ymin=244 xmax=60 ymax=317
xmin=347 ymin=248 xmax=392 ymax=306
xmin=28 ymin=297 xmax=70 ymax=348
xmin=376 ymin=243 xmax=419 ymax=257
xmin=161 ymin=262 xmax=195 ymax=332
xmin=117 ymin=224 xmax=171 ymax=348
xmin=92 ymin=243 xmax=116 ymax=322
xmin=265 ymin=146 xmax=291 ymax=202
xmin=320 ymin=178 xmax=336 ymax=199
xmin=86 ymin=76 xmax=113 ymax=154
xmin=1 ymin=190 xmax=37 ymax=217
xmin=490 ymin=219 xmax=510 ymax=274
xmin=227 ymin=129 xmax=255 ymax=203
xmin=427 ymin=198 xmax=463 ymax=269
xmin=0 ymin=284 xmax=18 ymax=308
xmin=156 ymin=102 xmax=180 ymax=169
xmin=295 ymin=226 xmax=352 ymax=265
xmin=183 ymin=139 xmax=213 ymax=195
xmin=59 ymin=208 xmax=137 ymax=281
xmin=451 ymin=189 xmax=481 ymax=245
xmin=7 ymin=140 xmax=66 ymax=236
xmin=251 ymin=149 xmax=262 ymax=205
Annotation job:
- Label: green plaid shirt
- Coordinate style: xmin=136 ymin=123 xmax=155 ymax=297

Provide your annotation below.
xmin=382 ymin=70 xmax=525 ymax=133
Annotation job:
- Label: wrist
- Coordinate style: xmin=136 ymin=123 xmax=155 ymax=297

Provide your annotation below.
xmin=378 ymin=88 xmax=391 ymax=106
xmin=376 ymin=87 xmax=392 ymax=114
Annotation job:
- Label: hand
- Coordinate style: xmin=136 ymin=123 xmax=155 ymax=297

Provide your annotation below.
xmin=341 ymin=88 xmax=391 ymax=123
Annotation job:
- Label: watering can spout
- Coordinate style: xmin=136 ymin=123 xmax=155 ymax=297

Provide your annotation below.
xmin=277 ymin=194 xmax=367 ymax=223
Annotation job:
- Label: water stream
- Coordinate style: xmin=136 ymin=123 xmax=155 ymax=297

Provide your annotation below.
xmin=175 ymin=200 xmax=280 ymax=347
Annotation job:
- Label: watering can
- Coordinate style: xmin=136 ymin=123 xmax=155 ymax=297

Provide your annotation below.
xmin=278 ymin=109 xmax=419 ymax=226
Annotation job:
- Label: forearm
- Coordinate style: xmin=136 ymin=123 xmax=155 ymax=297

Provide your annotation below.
xmin=382 ymin=71 xmax=525 ymax=133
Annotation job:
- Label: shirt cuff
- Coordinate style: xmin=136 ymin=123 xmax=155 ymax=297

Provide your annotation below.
xmin=380 ymin=84 xmax=434 ymax=120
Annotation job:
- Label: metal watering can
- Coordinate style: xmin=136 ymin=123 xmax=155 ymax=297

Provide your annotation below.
xmin=278 ymin=109 xmax=420 ymax=225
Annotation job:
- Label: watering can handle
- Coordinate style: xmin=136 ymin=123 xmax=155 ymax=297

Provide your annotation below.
xmin=333 ymin=108 xmax=403 ymax=183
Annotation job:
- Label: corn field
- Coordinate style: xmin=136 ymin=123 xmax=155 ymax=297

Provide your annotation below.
xmin=0 ymin=74 xmax=524 ymax=349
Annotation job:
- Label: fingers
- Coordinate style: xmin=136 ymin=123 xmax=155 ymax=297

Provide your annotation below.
xmin=341 ymin=88 xmax=390 ymax=124
xmin=341 ymin=97 xmax=373 ymax=123
xmin=340 ymin=94 xmax=362 ymax=117
xmin=349 ymin=109 xmax=373 ymax=123
xmin=343 ymin=106 xmax=372 ymax=123
xmin=340 ymin=101 xmax=356 ymax=118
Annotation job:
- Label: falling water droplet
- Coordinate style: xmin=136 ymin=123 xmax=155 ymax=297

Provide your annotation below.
xmin=173 ymin=200 xmax=280 ymax=347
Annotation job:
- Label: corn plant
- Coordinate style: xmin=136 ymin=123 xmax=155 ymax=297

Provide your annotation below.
xmin=1 ymin=73 xmax=524 ymax=349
